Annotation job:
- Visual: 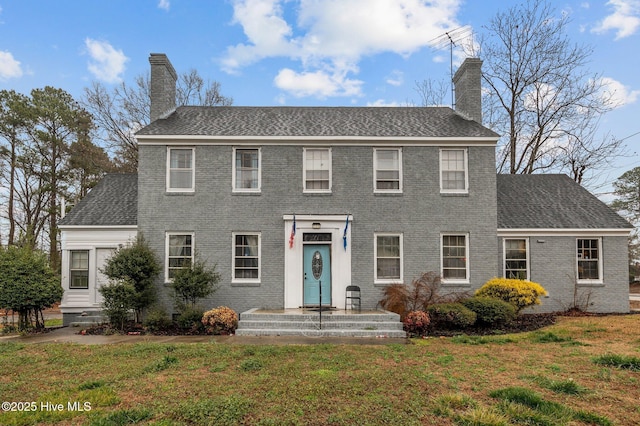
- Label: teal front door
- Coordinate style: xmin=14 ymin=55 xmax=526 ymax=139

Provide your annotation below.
xmin=303 ymin=244 xmax=331 ymax=306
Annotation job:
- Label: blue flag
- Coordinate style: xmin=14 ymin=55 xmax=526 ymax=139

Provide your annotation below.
xmin=343 ymin=215 xmax=349 ymax=250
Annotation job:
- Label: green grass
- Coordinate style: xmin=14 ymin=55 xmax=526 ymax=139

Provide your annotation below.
xmin=593 ymin=353 xmax=640 ymax=371
xmin=0 ymin=314 xmax=638 ymax=425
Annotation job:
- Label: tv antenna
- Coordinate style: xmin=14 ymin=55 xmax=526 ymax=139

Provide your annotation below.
xmin=429 ymin=26 xmax=473 ymax=107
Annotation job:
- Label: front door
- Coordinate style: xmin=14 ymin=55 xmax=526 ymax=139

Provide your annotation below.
xmin=303 ymin=244 xmax=331 ymax=306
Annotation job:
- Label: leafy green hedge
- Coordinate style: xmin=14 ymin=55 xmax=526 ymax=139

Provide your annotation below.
xmin=426 ymin=303 xmax=477 ymax=329
xmin=461 ymin=296 xmax=516 ymax=326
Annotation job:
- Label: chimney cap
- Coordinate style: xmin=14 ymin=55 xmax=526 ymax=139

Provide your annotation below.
xmin=149 ymin=53 xmax=177 ymax=79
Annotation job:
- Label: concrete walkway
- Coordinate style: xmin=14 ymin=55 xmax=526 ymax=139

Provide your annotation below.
xmin=0 ymin=325 xmax=409 ymax=346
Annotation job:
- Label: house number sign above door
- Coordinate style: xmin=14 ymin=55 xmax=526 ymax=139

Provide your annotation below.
xmin=312 ymin=251 xmax=323 ymax=279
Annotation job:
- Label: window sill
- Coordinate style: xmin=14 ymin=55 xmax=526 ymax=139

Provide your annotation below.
xmin=68 ymin=287 xmax=89 ymax=290
xmin=304 ymin=191 xmax=332 ymax=196
xmin=374 ymin=192 xmax=403 ymax=197
xmin=440 ymin=192 xmax=469 ymax=197
xmin=374 ymin=280 xmax=402 ymax=287
xmin=232 ymin=191 xmax=261 ymax=196
xmin=576 ymin=281 xmax=604 ymax=287
xmin=165 ymin=191 xmax=195 ymax=196
xmin=231 ymin=281 xmax=261 ymax=287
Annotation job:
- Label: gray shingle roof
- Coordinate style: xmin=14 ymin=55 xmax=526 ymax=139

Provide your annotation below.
xmin=62 ymin=173 xmax=631 ymax=231
xmin=136 ymin=106 xmax=499 ymax=138
xmin=59 ymin=174 xmax=137 ymax=226
xmin=497 ymin=174 xmax=632 ymax=230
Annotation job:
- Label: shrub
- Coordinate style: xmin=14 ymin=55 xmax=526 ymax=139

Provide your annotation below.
xmin=101 ymin=235 xmax=161 ymax=322
xmin=461 ymin=296 xmax=516 ymax=326
xmin=475 ymin=278 xmax=546 ymax=313
xmin=99 ymin=280 xmax=137 ymax=330
xmin=176 ymin=306 xmax=205 ymax=333
xmin=427 ymin=303 xmax=477 ymax=329
xmin=202 ymin=306 xmax=239 ymax=335
xmin=171 ymin=258 xmax=221 ymax=309
xmin=378 ymin=271 xmax=445 ymax=319
xmin=143 ymin=306 xmax=173 ymax=332
xmin=0 ymin=246 xmax=63 ymax=330
xmin=403 ymin=310 xmax=431 ymax=336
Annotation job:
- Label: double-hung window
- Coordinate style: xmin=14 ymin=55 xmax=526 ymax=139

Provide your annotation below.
xmin=374 ymin=148 xmax=402 ymax=192
xmin=304 ymin=148 xmax=331 ymax=192
xmin=233 ymin=233 xmax=261 ymax=283
xmin=166 ymin=233 xmax=194 ymax=281
xmin=577 ymin=238 xmax=602 ymax=282
xmin=233 ymin=148 xmax=261 ymax=192
xmin=504 ymin=238 xmax=529 ymax=280
xmin=375 ymin=233 xmax=403 ymax=282
xmin=167 ymin=148 xmax=194 ymax=192
xmin=69 ymin=250 xmax=89 ymax=289
xmin=440 ymin=148 xmax=468 ymax=193
xmin=442 ymin=234 xmax=469 ymax=282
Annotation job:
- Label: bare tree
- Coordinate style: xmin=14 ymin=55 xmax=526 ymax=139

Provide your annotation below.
xmin=476 ymin=0 xmax=620 ymax=182
xmin=82 ymin=70 xmax=232 ymax=172
xmin=414 ymin=78 xmax=449 ymax=107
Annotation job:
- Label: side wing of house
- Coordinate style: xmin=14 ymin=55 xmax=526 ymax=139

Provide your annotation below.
xmin=497 ymin=174 xmax=633 ymax=313
xmin=59 ymin=174 xmax=138 ymax=325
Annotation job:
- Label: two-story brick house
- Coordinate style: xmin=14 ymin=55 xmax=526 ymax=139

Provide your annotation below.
xmin=59 ymin=54 xmax=632 ymax=326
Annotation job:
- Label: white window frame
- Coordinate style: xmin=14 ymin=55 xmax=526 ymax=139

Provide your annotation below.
xmin=165 ymin=232 xmax=195 ymax=282
xmin=303 ymin=147 xmax=332 ymax=193
xmin=374 ymin=233 xmax=403 ymax=284
xmin=166 ymin=147 xmax=195 ymax=192
xmin=232 ymin=232 xmax=261 ymax=284
xmin=576 ymin=238 xmax=603 ymax=283
xmin=373 ymin=148 xmax=403 ymax=193
xmin=69 ymin=250 xmax=90 ymax=289
xmin=440 ymin=148 xmax=468 ymax=194
xmin=503 ymin=238 xmax=529 ymax=280
xmin=441 ymin=233 xmax=470 ymax=283
xmin=232 ymin=147 xmax=261 ymax=192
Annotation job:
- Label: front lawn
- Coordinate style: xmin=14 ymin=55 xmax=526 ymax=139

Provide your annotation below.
xmin=1 ymin=314 xmax=639 ymax=425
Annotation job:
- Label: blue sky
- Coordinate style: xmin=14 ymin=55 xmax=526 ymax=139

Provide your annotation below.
xmin=0 ymin=0 xmax=639 ymax=191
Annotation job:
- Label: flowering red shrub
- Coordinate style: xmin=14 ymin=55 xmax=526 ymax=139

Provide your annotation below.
xmin=403 ymin=310 xmax=430 ymax=336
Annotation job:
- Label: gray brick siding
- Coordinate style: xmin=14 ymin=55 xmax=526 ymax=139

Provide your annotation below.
xmin=138 ymin=144 xmax=498 ymax=314
xmin=497 ymin=235 xmax=629 ymax=313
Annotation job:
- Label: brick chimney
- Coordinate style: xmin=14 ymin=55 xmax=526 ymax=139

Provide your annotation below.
xmin=149 ymin=53 xmax=177 ymax=122
xmin=453 ymin=58 xmax=483 ymax=124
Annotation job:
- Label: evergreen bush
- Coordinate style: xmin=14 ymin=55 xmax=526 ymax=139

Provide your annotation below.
xmin=426 ymin=303 xmax=477 ymax=329
xmin=461 ymin=296 xmax=516 ymax=326
xmin=99 ymin=280 xmax=137 ymax=330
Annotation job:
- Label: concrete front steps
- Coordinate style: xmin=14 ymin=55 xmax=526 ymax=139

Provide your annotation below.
xmin=235 ymin=308 xmax=406 ymax=338
xmin=69 ymin=312 xmax=107 ymax=328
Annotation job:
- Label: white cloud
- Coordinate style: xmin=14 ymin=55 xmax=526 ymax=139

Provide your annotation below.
xmin=592 ymin=0 xmax=640 ymax=39
xmin=84 ymin=38 xmax=128 ymax=83
xmin=158 ymin=0 xmax=170 ymax=11
xmin=367 ymin=99 xmax=402 ymax=107
xmin=274 ymin=67 xmax=363 ymax=98
xmin=600 ymin=77 xmax=640 ymax=107
xmin=386 ymin=70 xmax=404 ymax=87
xmin=0 ymin=51 xmax=23 ymax=80
xmin=223 ymin=0 xmax=463 ymax=98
